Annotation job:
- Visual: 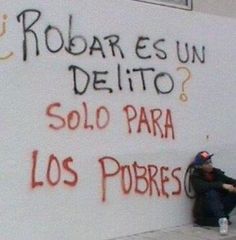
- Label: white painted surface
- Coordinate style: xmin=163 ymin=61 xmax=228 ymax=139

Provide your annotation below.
xmin=193 ymin=0 xmax=236 ymax=18
xmin=0 ymin=1 xmax=236 ymax=239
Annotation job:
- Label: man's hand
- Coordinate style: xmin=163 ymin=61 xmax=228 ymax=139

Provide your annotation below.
xmin=222 ymin=184 xmax=236 ymax=192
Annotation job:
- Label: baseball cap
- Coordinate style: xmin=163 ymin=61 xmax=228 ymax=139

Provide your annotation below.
xmin=194 ymin=151 xmax=214 ymax=166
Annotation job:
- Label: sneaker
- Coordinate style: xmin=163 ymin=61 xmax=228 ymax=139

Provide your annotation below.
xmin=218 ymin=217 xmax=228 ymax=235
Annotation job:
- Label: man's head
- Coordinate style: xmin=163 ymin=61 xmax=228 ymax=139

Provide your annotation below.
xmin=194 ymin=151 xmax=214 ymax=172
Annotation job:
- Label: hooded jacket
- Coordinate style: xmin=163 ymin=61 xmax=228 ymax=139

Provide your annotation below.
xmin=190 ymin=167 xmax=236 ymax=195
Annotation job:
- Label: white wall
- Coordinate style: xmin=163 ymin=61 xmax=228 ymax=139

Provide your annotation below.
xmin=0 ymin=1 xmax=236 ymax=239
xmin=193 ymin=0 xmax=236 ymax=18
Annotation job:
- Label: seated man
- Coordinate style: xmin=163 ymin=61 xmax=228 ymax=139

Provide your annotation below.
xmin=190 ymin=151 xmax=236 ymax=235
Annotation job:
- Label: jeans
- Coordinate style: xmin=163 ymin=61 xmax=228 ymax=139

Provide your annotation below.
xmin=201 ymin=189 xmax=236 ymax=225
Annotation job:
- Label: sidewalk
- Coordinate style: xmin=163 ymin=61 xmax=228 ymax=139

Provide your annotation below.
xmin=112 ymin=215 xmax=236 ymax=240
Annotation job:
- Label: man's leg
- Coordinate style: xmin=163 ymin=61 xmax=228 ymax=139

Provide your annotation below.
xmin=201 ymin=190 xmax=225 ymax=226
xmin=222 ymin=192 xmax=236 ymax=217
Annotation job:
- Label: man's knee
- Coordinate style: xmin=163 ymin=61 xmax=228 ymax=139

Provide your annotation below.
xmin=227 ymin=192 xmax=236 ymax=200
xmin=224 ymin=192 xmax=236 ymax=208
xmin=205 ymin=189 xmax=221 ymax=200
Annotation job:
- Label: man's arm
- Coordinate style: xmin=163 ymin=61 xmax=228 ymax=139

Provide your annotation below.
xmin=190 ymin=174 xmax=223 ymax=194
xmin=215 ymin=168 xmax=236 ymax=184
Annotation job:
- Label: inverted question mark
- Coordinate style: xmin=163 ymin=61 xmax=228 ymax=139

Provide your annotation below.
xmin=176 ymin=66 xmax=192 ymax=102
xmin=0 ymin=14 xmax=14 ymax=61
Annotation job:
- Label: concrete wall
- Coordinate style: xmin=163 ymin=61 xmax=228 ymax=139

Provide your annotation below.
xmin=193 ymin=0 xmax=236 ymax=18
xmin=0 ymin=1 xmax=236 ymax=240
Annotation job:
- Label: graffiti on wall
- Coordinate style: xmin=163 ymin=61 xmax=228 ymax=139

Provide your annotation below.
xmin=99 ymin=156 xmax=182 ymax=202
xmin=16 ymin=10 xmax=204 ymax=99
xmin=0 ymin=14 xmax=14 ymax=60
xmin=2 ymin=7 xmax=207 ymax=202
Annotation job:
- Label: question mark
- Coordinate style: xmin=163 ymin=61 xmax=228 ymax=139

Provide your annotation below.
xmin=176 ymin=66 xmax=192 ymax=102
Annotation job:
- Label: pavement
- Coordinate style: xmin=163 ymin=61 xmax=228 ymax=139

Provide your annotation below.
xmin=112 ymin=215 xmax=236 ymax=240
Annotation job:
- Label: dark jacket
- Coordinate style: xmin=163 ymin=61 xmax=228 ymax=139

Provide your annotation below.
xmin=190 ymin=167 xmax=236 ymax=195
xmin=190 ymin=167 xmax=236 ymax=225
